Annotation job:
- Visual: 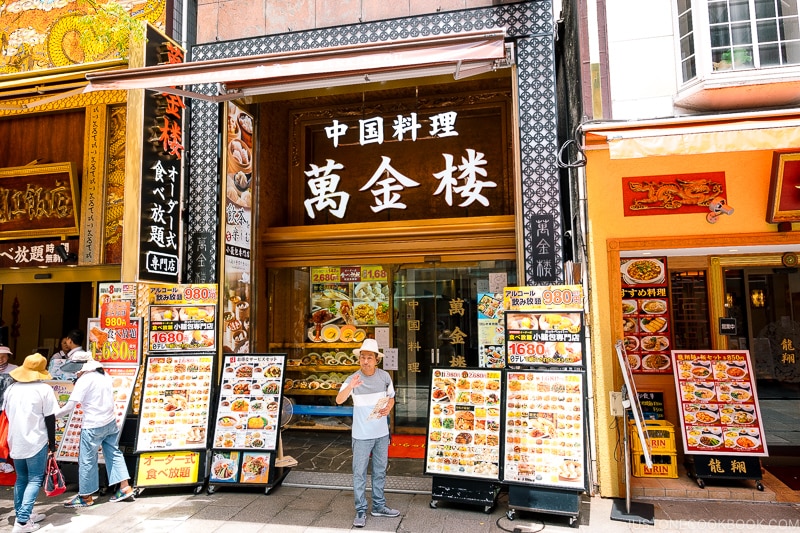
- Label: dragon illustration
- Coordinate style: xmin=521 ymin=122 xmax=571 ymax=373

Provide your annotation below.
xmin=628 ymin=178 xmax=723 ymax=210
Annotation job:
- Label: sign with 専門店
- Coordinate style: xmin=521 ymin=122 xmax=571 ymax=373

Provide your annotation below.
xmin=137 ymin=26 xmax=185 ymax=283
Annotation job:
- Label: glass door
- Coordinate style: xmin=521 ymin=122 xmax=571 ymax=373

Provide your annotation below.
xmin=392 ymin=260 xmax=516 ymax=432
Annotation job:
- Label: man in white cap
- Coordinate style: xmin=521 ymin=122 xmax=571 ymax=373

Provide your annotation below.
xmin=0 ymin=345 xmax=18 ymax=374
xmin=55 ymin=352 xmax=134 ymax=507
xmin=335 ymin=338 xmax=400 ymax=528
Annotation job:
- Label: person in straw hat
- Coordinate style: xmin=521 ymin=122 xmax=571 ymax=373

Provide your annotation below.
xmin=3 ymin=353 xmax=58 ymax=532
xmin=336 ymin=338 xmax=400 ymax=528
xmin=56 ymin=352 xmax=134 ymax=508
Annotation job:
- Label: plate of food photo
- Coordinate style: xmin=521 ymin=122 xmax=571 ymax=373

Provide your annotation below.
xmin=621 ymin=258 xmax=665 ymax=285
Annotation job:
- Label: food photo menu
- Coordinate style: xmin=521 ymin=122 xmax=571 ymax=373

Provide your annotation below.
xmin=673 ymin=350 xmax=768 ymax=456
xmin=620 ymin=256 xmax=673 ymax=374
xmin=502 ymin=370 xmax=586 ymax=490
xmin=136 ymin=354 xmax=214 ymax=452
xmin=54 ymin=368 xmax=138 ymax=462
xmin=425 ymin=368 xmax=503 ymax=480
xmin=212 ymin=354 xmax=285 ymax=452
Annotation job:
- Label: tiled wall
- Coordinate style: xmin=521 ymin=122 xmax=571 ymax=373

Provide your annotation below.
xmin=197 ymin=0 xmax=522 ymax=43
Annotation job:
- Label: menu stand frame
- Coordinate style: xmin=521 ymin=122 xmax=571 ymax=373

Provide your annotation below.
xmin=132 ymin=352 xmax=216 ymax=497
xmin=206 ymin=353 xmax=290 ymax=495
xmin=429 ymin=475 xmax=501 ymax=513
xmin=685 ymin=454 xmax=764 ymax=490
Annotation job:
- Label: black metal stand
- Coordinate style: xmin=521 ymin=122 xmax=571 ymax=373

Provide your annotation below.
xmin=685 ymin=455 xmax=764 ymax=491
xmin=506 ymin=484 xmax=581 ymax=528
xmin=429 ymin=475 xmax=500 ymax=513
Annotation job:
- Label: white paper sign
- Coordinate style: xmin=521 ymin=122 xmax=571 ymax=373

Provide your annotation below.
xmin=374 ymin=327 xmax=390 ymax=349
xmin=382 ymin=348 xmax=399 ymax=371
xmin=477 ymin=279 xmax=490 ymax=293
xmin=489 ymin=273 xmax=507 ymax=294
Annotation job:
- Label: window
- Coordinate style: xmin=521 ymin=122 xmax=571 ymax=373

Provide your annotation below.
xmin=677 ymin=0 xmax=800 ymax=82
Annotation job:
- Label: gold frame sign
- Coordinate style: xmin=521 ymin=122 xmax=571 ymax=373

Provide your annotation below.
xmin=0 ymin=162 xmax=80 ymax=240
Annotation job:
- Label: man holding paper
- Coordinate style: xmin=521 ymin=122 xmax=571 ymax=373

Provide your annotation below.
xmin=336 ymin=338 xmax=399 ymax=528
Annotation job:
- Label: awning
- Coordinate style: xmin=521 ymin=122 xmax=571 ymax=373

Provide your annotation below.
xmin=583 ymin=114 xmax=800 ymax=159
xmin=84 ymin=29 xmax=510 ymax=102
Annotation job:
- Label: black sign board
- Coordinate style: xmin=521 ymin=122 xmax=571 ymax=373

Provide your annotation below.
xmin=719 ymin=317 xmax=737 ymax=336
xmin=637 ymin=391 xmax=664 ymax=420
xmin=137 ymin=25 xmax=185 ymax=283
xmin=529 ymin=215 xmax=558 ymax=284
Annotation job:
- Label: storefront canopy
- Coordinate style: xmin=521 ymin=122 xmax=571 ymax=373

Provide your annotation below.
xmin=583 ymin=111 xmax=800 ymax=159
xmin=84 ymin=29 xmax=510 ymax=102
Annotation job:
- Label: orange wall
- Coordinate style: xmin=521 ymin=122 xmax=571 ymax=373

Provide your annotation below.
xmin=583 ymin=144 xmax=800 ymax=497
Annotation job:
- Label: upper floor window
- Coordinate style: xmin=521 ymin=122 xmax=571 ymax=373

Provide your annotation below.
xmin=677 ymin=0 xmax=800 ymax=83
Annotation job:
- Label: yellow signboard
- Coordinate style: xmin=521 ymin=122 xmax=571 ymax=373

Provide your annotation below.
xmin=136 ymin=451 xmax=201 ymax=486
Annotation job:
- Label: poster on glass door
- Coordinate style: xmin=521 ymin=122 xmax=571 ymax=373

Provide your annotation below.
xmin=477 ymin=293 xmax=505 ymax=368
xmin=503 ymin=370 xmax=586 ymax=490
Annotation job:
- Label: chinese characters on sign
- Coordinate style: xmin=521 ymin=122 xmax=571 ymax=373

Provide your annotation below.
xmin=530 ymin=215 xmax=558 ymax=283
xmin=147 ymin=284 xmax=218 ymax=353
xmin=0 ymin=239 xmax=76 ymax=268
xmin=620 ymin=257 xmax=673 ymax=375
xmin=299 ymin=102 xmax=510 ymax=225
xmin=672 ymin=350 xmax=768 ymax=457
xmin=0 ymin=163 xmax=79 ymax=239
xmin=503 ymin=285 xmax=584 ymax=367
xmin=138 ymin=29 xmax=185 ymax=283
xmin=136 ymin=451 xmax=201 ymax=486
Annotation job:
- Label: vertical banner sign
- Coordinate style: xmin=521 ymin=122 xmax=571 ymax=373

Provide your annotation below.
xmin=138 ymin=26 xmax=185 ymax=283
xmin=620 ymin=257 xmax=672 ymax=374
xmin=222 ymin=103 xmax=255 ymax=354
xmin=530 ymin=215 xmax=558 ymax=284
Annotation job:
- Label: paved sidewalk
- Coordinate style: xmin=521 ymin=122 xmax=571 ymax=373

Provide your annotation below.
xmin=2 ymin=479 xmax=799 ymax=532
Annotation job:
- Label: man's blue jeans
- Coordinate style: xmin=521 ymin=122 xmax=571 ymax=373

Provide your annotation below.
xmin=352 ymin=435 xmax=390 ymax=513
xmin=79 ymin=420 xmax=129 ymax=495
xmin=14 ymin=444 xmax=48 ymax=524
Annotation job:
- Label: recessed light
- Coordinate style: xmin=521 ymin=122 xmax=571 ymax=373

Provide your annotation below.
xmin=641 ymin=252 xmax=652 ymax=255
xmin=728 ymin=249 xmax=738 ymax=252
xmin=37 ymin=265 xmax=49 ymax=269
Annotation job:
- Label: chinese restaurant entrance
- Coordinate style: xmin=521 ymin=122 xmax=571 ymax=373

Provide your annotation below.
xmin=723 ymin=264 xmax=800 ymax=456
xmin=392 ymin=260 xmax=516 ymax=433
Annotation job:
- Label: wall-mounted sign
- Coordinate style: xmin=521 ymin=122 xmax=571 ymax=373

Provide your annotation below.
xmin=0 ymin=238 xmax=77 ymax=268
xmin=766 ymin=151 xmax=800 ymax=224
xmin=620 ymin=257 xmax=673 ymax=374
xmin=138 ymin=26 xmax=185 ymax=283
xmin=719 ymin=317 xmax=737 ymax=337
xmin=622 ymin=172 xmax=726 ymax=216
xmin=293 ymin=96 xmax=512 ymax=225
xmin=0 ymin=162 xmax=79 ymax=240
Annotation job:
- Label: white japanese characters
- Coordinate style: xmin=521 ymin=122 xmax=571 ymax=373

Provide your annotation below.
xmin=308 ymin=110 xmax=497 ymax=219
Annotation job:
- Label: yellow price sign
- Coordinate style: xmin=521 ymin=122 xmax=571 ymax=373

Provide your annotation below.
xmin=361 ymin=265 xmax=388 ymax=282
xmin=311 ymin=267 xmax=341 ymax=283
xmin=136 ymin=451 xmax=201 ymax=487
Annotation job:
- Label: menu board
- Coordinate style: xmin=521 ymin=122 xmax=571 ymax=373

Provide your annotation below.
xmin=673 ymin=350 xmax=768 ymax=456
xmin=87 ymin=316 xmax=143 ymax=367
xmin=309 ymin=265 xmax=389 ymax=343
xmin=46 ymin=380 xmax=74 ymax=449
xmin=502 ymin=370 xmax=586 ymax=490
xmin=54 ymin=369 xmax=137 ymax=462
xmin=620 ymin=257 xmax=672 ymax=374
xmin=505 ymin=312 xmax=584 ymax=366
xmin=477 ymin=293 xmax=505 ymax=368
xmin=147 ymin=284 xmax=218 ymax=352
xmin=136 ymin=354 xmax=214 ymax=452
xmin=212 ymin=354 xmax=285 ymax=452
xmin=425 ymin=368 xmax=502 ymax=480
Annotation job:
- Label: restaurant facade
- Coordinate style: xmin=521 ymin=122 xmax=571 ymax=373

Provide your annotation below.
xmin=583 ymin=111 xmax=800 ymax=496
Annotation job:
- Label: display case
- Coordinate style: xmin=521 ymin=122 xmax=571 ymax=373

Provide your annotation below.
xmin=271 ymin=342 xmax=362 ymax=430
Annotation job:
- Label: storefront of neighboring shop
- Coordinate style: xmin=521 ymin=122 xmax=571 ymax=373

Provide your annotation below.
xmin=583 ymin=111 xmax=800 ymax=498
xmin=0 ymin=0 xmax=170 ymax=357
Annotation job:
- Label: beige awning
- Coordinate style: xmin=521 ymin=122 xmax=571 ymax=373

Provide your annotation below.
xmin=84 ymin=29 xmax=510 ymax=102
xmin=583 ymin=112 xmax=800 ymax=159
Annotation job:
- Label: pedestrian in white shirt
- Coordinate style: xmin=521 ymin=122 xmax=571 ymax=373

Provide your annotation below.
xmin=56 ymin=353 xmax=134 ymax=507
